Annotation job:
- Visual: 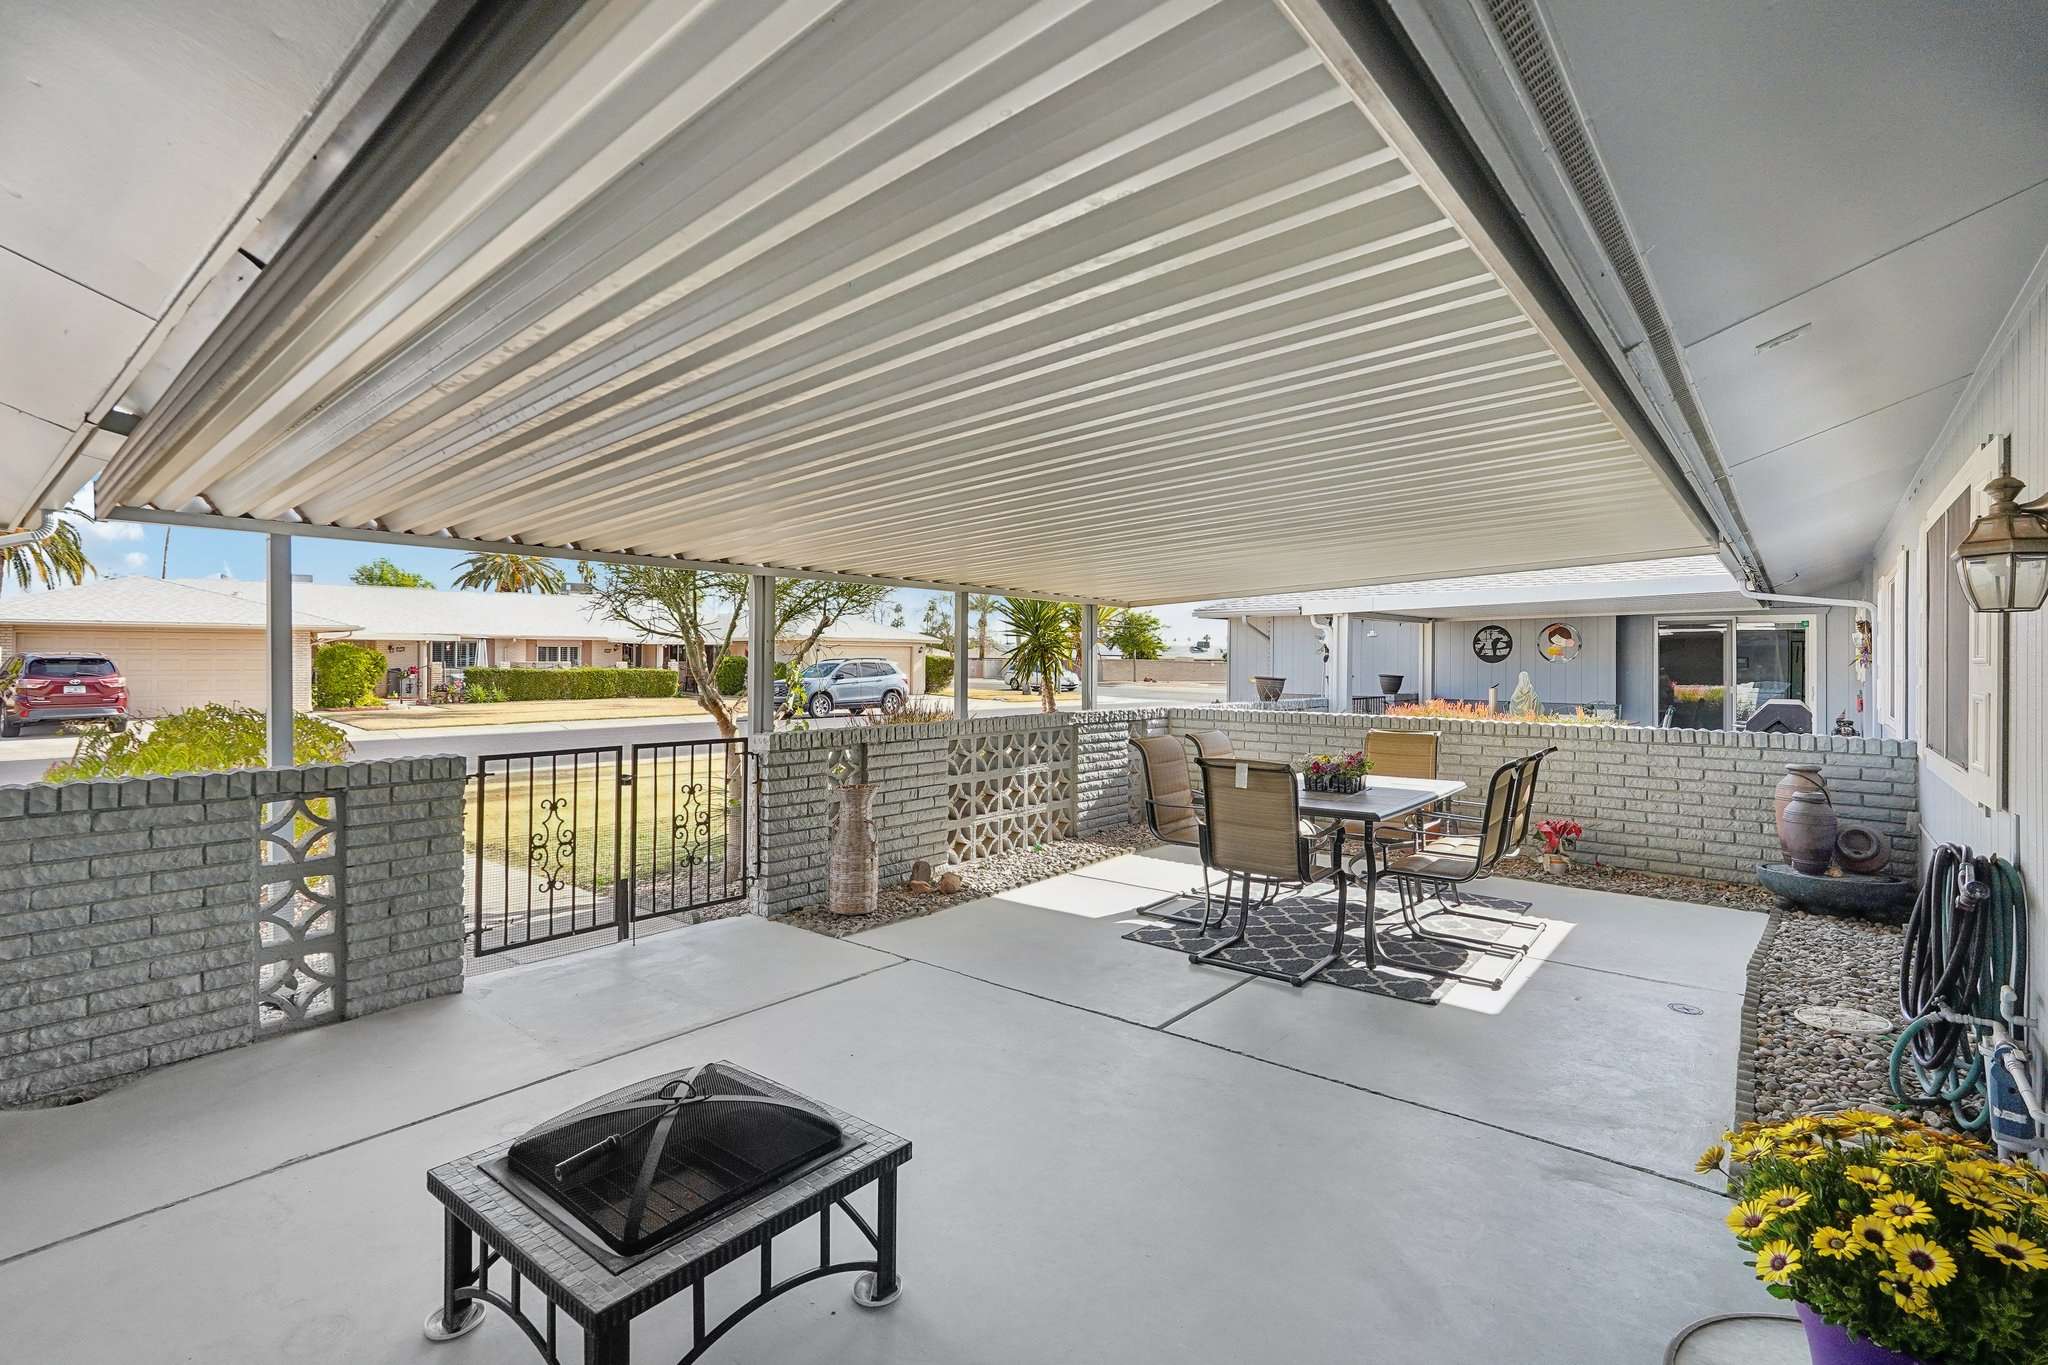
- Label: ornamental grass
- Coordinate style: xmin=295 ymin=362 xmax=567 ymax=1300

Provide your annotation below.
xmin=1704 ymin=1112 xmax=2048 ymax=1362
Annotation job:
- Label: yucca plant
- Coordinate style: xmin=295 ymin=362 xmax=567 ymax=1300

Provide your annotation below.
xmin=998 ymin=597 xmax=1073 ymax=714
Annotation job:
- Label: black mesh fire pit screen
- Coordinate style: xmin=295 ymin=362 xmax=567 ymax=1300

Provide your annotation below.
xmin=505 ymin=1061 xmax=845 ymax=1257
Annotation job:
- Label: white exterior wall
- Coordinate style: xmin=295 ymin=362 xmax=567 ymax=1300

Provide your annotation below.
xmin=1430 ymin=615 xmax=1617 ymax=709
xmin=1865 ymin=260 xmax=2048 ymax=1032
xmin=7 ymin=626 xmax=316 ymax=715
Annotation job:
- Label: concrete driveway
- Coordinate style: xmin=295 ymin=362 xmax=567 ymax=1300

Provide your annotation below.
xmin=0 ymin=846 xmax=1769 ymax=1363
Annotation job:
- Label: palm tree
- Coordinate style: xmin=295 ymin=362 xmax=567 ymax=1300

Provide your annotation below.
xmin=998 ymin=597 xmax=1073 ymax=714
xmin=968 ymin=593 xmax=997 ymax=673
xmin=1 ymin=519 xmax=91 ymax=591
xmin=450 ymin=552 xmax=567 ymax=594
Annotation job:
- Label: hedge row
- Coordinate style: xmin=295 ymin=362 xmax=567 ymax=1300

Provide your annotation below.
xmin=925 ymin=653 xmax=953 ymax=694
xmin=463 ymin=666 xmax=679 ymax=701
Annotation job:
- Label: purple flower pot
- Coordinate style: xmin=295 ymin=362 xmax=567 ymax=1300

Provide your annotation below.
xmin=1795 ymin=1303 xmax=1928 ymax=1364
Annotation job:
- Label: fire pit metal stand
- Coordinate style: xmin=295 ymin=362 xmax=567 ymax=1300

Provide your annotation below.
xmin=423 ymin=1095 xmax=909 ymax=1364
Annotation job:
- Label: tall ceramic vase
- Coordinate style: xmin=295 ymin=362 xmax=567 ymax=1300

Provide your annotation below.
xmin=1781 ymin=790 xmax=1839 ymax=875
xmin=1774 ymin=764 xmax=1830 ymax=862
xmin=828 ymin=783 xmax=879 ymax=916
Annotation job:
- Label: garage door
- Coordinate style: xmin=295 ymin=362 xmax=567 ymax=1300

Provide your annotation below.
xmin=819 ymin=644 xmax=919 ymax=687
xmin=13 ymin=628 xmax=267 ymax=717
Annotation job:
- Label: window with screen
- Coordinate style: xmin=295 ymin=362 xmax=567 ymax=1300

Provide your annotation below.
xmin=430 ymin=641 xmax=479 ymax=667
xmin=537 ymin=643 xmax=581 ymax=665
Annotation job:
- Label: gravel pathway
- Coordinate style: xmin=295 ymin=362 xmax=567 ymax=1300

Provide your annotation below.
xmin=694 ymin=823 xmax=1163 ymax=938
xmin=1493 ymin=859 xmax=1778 ymax=911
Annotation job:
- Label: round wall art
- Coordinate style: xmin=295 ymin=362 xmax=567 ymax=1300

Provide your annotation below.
xmin=1537 ymin=622 xmax=1582 ymax=663
xmin=1471 ymin=624 xmax=1512 ymax=663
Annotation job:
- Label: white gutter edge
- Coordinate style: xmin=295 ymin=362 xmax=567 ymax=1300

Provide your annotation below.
xmin=0 ymin=508 xmax=67 ymax=549
xmin=1746 ymin=590 xmax=1876 ymax=615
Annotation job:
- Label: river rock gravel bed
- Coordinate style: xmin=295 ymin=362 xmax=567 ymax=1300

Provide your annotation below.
xmin=695 ymin=823 xmax=1163 ymax=938
xmin=1746 ymin=909 xmax=1931 ymax=1126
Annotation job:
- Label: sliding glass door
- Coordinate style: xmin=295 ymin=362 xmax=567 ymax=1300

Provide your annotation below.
xmin=1655 ymin=615 xmax=1817 ymax=731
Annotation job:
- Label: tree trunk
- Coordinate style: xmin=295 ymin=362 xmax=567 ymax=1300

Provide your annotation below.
xmin=1039 ymin=672 xmax=1056 ymax=715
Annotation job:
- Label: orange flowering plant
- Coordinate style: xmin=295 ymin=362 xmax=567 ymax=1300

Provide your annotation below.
xmin=1704 ymin=1112 xmax=2048 ymax=1361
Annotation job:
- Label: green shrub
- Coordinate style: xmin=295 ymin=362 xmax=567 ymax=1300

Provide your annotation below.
xmin=925 ymin=652 xmax=953 ymax=694
xmin=311 ymin=641 xmax=385 ymax=709
xmin=463 ymin=680 xmax=504 ymax=704
xmin=45 ymin=705 xmax=349 ymax=782
xmin=712 ymin=653 xmax=749 ymax=697
xmin=458 ymin=666 xmax=678 ymax=702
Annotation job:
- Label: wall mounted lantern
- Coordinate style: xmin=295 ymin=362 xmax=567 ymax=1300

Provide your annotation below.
xmin=1953 ymin=436 xmax=2048 ymax=614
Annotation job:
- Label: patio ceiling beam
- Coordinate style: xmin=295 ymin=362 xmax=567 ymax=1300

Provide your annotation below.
xmin=102 ymin=505 xmax=1125 ymax=607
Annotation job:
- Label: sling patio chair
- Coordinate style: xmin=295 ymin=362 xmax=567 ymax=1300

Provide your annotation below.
xmin=1190 ymin=755 xmax=1350 ymax=987
xmin=1362 ymin=728 xmax=1444 ymax=852
xmin=1375 ymin=750 xmax=1549 ymax=988
xmin=1128 ymin=734 xmax=1227 ymax=930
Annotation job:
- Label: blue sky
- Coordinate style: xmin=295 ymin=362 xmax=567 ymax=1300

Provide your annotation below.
xmin=53 ymin=492 xmax=1218 ymax=649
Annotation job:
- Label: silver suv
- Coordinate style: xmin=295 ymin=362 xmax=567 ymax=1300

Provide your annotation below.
xmin=797 ymin=658 xmax=910 ymax=718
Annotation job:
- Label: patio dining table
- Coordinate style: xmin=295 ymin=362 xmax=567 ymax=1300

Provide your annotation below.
xmin=1282 ymin=774 xmax=1464 ymax=982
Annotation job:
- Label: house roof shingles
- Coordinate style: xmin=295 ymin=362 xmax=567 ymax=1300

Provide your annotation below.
xmin=0 ymin=577 xmax=355 ymax=631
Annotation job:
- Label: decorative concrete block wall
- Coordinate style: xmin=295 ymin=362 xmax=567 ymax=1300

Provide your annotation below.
xmin=755 ymin=713 xmax=1148 ymax=915
xmin=1159 ymin=707 xmax=1918 ymax=882
xmin=0 ymin=757 xmax=466 ymax=1107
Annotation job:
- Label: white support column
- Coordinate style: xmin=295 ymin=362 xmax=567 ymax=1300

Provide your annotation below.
xmin=1080 ymin=603 xmax=1099 ymax=710
xmin=746 ymin=573 xmax=775 ymax=739
xmin=265 ymin=533 xmax=293 ymax=767
xmin=952 ymin=590 xmax=970 ymax=721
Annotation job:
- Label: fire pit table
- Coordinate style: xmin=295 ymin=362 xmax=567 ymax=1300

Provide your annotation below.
xmin=423 ymin=1062 xmax=909 ymax=1364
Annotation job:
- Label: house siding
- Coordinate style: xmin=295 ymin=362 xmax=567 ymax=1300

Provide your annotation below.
xmin=1429 ymin=615 xmax=1617 ymax=709
xmin=4 ymin=626 xmax=316 ymax=716
xmin=1865 ymin=260 xmax=2048 ymax=1032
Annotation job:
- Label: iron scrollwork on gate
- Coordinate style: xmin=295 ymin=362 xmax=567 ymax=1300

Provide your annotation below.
xmin=255 ymin=794 xmax=346 ymax=1033
xmin=529 ymin=795 xmax=578 ymax=892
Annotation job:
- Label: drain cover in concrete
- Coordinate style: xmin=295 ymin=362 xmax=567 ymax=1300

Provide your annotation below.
xmin=1667 ymin=1314 xmax=1804 ymax=1363
xmin=1792 ymin=1005 xmax=1891 ymax=1034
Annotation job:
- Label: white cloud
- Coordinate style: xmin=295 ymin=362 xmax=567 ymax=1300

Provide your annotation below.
xmin=123 ymin=552 xmax=147 ymax=570
xmin=63 ymin=489 xmax=143 ymax=541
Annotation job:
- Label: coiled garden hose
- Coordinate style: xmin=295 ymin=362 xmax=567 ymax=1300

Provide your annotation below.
xmin=1890 ymin=845 xmax=2029 ymax=1130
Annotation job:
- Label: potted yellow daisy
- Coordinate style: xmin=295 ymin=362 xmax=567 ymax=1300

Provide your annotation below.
xmin=1702 ymin=1112 xmax=2048 ymax=1363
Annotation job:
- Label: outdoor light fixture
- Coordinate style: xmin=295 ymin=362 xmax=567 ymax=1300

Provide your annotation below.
xmin=1953 ymin=437 xmax=2048 ymax=614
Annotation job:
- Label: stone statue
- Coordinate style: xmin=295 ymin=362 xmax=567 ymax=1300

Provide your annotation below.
xmin=1508 ymin=670 xmax=1540 ymax=718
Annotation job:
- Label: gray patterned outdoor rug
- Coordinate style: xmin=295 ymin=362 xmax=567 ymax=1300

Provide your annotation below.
xmin=1123 ymin=888 xmax=1542 ymax=1004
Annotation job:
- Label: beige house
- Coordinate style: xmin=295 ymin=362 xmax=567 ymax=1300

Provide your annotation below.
xmin=0 ymin=578 xmax=353 ymax=716
xmin=0 ymin=578 xmax=939 ymax=709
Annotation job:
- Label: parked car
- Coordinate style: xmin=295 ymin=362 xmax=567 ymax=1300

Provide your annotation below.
xmin=796 ymin=658 xmax=909 ymax=718
xmin=1006 ymin=666 xmax=1080 ymax=693
xmin=0 ymin=652 xmax=130 ymax=737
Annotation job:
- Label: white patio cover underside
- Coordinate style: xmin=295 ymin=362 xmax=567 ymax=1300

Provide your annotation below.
xmin=97 ymin=0 xmax=1713 ymax=605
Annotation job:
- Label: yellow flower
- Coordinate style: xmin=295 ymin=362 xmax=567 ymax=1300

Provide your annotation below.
xmin=1775 ymin=1115 xmax=1820 ymax=1135
xmin=1881 ymin=1275 xmax=1940 ymax=1320
xmin=1845 ymin=1165 xmax=1891 ymax=1192
xmin=1872 ymin=1192 xmax=1935 ymax=1229
xmin=1850 ymin=1215 xmax=1896 ymax=1254
xmin=1754 ymin=1239 xmax=1802 ymax=1285
xmin=1726 ymin=1199 xmax=1779 ymax=1238
xmin=1968 ymin=1226 xmax=2048 ymax=1271
xmin=1758 ymin=1186 xmax=1811 ymax=1215
xmin=1695 ymin=1144 xmax=1726 ymax=1173
xmin=1889 ymin=1233 xmax=1958 ymax=1288
xmin=1810 ymin=1226 xmax=1858 ymax=1260
xmin=1879 ymin=1145 xmax=1942 ymax=1169
xmin=1730 ymin=1136 xmax=1776 ymax=1163
xmin=1940 ymin=1176 xmax=2017 ymax=1217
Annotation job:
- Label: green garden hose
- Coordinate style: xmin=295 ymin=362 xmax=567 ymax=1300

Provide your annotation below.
xmin=1889 ymin=846 xmax=2029 ymax=1129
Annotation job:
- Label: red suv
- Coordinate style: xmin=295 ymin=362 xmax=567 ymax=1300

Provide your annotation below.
xmin=0 ymin=653 xmax=130 ymax=737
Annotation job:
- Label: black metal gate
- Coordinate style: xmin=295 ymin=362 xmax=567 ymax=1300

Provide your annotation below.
xmin=628 ymin=737 xmax=750 ymax=923
xmin=468 ymin=739 xmax=750 ymax=957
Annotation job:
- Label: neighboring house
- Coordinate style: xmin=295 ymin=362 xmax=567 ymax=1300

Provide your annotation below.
xmin=0 ymin=578 xmax=355 ymax=716
xmin=0 ymin=577 xmax=941 ymax=711
xmin=1199 ymin=556 xmax=1863 ymax=733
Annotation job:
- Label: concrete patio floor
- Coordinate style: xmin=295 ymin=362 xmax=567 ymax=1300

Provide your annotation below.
xmin=0 ymin=846 xmax=1772 ymax=1363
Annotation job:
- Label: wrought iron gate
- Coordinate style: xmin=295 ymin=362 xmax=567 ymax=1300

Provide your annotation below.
xmin=628 ymin=737 xmax=750 ymax=923
xmin=468 ymin=739 xmax=751 ymax=957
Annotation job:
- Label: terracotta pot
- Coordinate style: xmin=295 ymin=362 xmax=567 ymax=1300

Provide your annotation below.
xmin=828 ymin=783 xmax=879 ymax=916
xmin=1834 ymin=822 xmax=1892 ymax=876
xmin=1774 ymin=763 xmax=1830 ymax=835
xmin=1781 ymin=789 xmax=1839 ymax=875
xmin=1794 ymin=1302 xmax=1928 ymax=1364
xmin=1540 ymin=852 xmax=1569 ymax=873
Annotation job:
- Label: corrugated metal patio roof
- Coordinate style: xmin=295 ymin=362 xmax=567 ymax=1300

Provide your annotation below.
xmin=93 ymin=0 xmax=1717 ymax=606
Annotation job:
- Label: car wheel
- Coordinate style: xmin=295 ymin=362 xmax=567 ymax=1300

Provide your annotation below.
xmin=0 ymin=714 xmax=17 ymax=739
xmin=807 ymin=692 xmax=833 ymax=719
xmin=109 ymin=718 xmax=128 ymax=732
xmin=881 ymin=689 xmax=905 ymax=714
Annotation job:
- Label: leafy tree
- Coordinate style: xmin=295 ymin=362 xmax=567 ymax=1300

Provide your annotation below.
xmin=311 ymin=641 xmax=385 ymax=708
xmin=776 ymin=580 xmax=892 ymax=669
xmin=919 ymin=596 xmax=954 ymax=647
xmin=1103 ymin=609 xmax=1166 ymax=660
xmin=349 ymin=557 xmax=434 ymax=588
xmin=998 ymin=597 xmax=1074 ymax=714
xmin=450 ymin=552 xmax=567 ymax=594
xmin=1 ymin=519 xmax=91 ymax=591
xmin=888 ymin=602 xmax=906 ymax=629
